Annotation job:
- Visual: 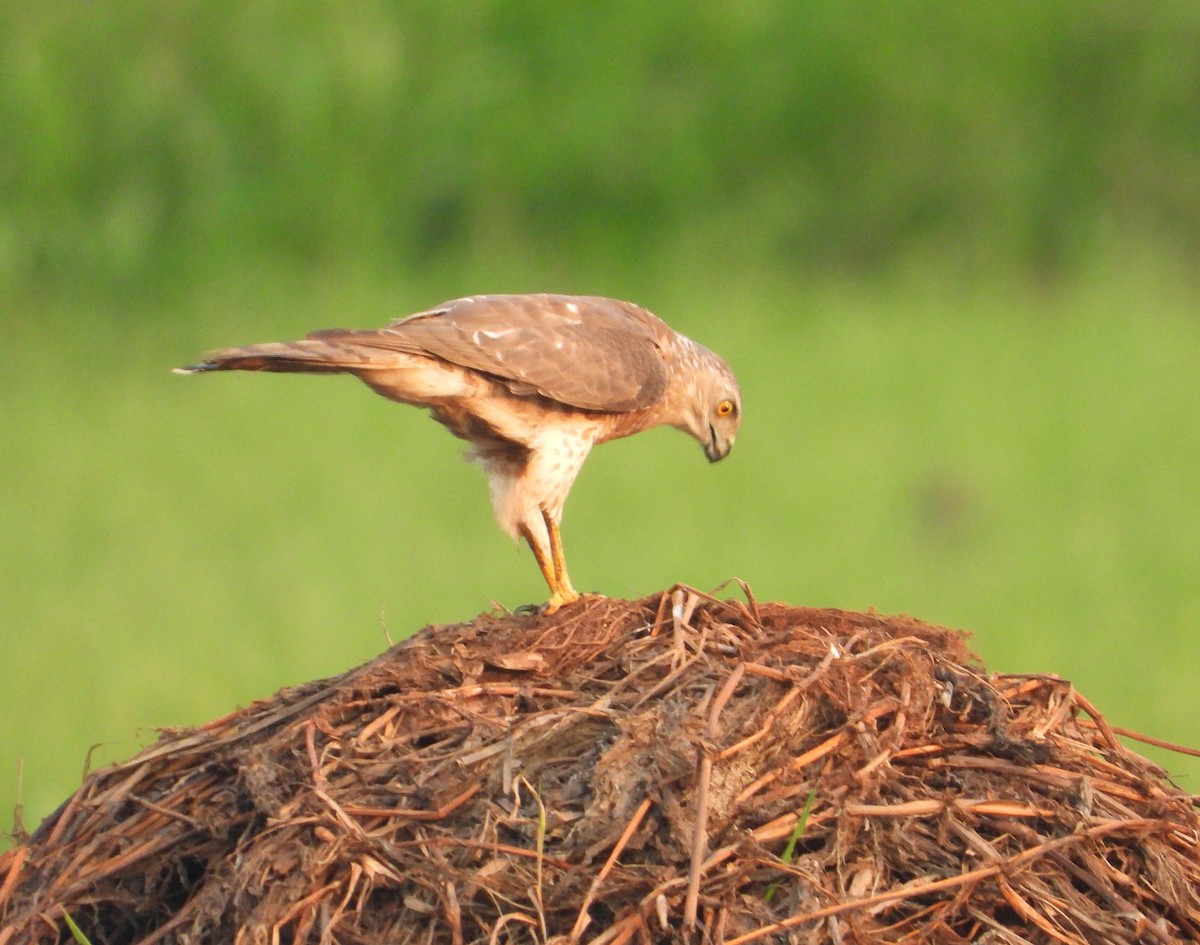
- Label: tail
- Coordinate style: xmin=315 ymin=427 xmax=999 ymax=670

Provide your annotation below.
xmin=174 ymin=338 xmax=396 ymax=375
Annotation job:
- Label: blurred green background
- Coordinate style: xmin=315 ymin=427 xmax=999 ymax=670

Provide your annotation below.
xmin=3 ymin=2 xmax=1199 ymax=843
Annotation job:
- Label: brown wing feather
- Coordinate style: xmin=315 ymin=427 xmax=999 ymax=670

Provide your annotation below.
xmin=308 ymin=294 xmax=671 ymax=412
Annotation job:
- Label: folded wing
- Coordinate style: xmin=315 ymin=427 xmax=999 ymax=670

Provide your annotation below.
xmin=308 ymin=294 xmax=671 ymax=412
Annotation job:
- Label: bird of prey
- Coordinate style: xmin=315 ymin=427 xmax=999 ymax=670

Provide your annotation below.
xmin=176 ymin=293 xmax=741 ymax=611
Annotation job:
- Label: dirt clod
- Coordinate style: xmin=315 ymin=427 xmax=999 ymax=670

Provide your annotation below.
xmin=2 ymin=589 xmax=1198 ymax=943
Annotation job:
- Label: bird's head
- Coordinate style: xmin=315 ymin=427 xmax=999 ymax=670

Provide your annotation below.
xmin=675 ymin=343 xmax=741 ymax=463
xmin=703 ymin=391 xmax=741 ymax=462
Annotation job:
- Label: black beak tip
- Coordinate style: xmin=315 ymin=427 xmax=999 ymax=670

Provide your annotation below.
xmin=704 ymin=424 xmax=733 ymax=462
xmin=705 ymin=441 xmax=730 ymax=463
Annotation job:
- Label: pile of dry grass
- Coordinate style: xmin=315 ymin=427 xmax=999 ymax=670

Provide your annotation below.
xmin=2 ymin=588 xmax=1198 ymax=944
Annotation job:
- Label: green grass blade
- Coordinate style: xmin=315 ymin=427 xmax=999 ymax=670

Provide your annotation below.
xmin=62 ymin=910 xmax=94 ymax=945
xmin=764 ymin=788 xmax=817 ymax=903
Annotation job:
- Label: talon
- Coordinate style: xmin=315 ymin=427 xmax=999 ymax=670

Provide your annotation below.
xmin=543 ymin=589 xmax=582 ymax=615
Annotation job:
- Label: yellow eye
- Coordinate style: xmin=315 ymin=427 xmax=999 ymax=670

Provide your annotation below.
xmin=716 ymin=399 xmax=735 ymax=418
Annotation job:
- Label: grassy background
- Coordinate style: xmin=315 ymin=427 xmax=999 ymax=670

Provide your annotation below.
xmin=4 ymin=3 xmax=1200 ymax=842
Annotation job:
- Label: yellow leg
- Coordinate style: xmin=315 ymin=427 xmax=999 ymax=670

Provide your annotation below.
xmin=543 ymin=508 xmax=580 ymax=610
xmin=520 ymin=521 xmax=558 ymax=600
xmin=517 ymin=519 xmax=574 ymax=613
xmin=519 ymin=512 xmax=580 ymax=613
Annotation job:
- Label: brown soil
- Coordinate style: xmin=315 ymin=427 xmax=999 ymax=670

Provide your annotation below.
xmin=2 ymin=588 xmax=1198 ymax=944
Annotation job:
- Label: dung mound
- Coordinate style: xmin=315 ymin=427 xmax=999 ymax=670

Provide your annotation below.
xmin=2 ymin=589 xmax=1198 ymax=944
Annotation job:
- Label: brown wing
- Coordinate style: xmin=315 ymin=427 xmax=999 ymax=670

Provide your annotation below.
xmin=309 ymin=294 xmax=671 ymax=412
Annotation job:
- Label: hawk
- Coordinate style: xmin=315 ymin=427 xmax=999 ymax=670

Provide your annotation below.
xmin=176 ymin=293 xmax=741 ymax=611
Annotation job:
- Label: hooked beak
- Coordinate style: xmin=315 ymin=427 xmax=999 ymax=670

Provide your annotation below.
xmin=704 ymin=424 xmax=734 ymax=463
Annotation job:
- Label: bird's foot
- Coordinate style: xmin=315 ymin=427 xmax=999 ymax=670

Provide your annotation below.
xmin=543 ymin=588 xmax=582 ymax=615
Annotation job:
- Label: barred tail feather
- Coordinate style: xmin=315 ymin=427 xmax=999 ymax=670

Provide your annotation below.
xmin=173 ymin=340 xmax=393 ymax=375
